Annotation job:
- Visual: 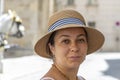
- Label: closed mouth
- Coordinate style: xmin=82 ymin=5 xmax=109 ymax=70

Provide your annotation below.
xmin=69 ymin=56 xmax=81 ymax=59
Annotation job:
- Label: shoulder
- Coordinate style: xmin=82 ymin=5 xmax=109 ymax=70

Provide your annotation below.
xmin=40 ymin=77 xmax=55 ymax=80
xmin=78 ymin=76 xmax=86 ymax=80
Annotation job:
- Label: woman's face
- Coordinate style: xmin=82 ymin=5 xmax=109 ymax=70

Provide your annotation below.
xmin=49 ymin=27 xmax=88 ymax=69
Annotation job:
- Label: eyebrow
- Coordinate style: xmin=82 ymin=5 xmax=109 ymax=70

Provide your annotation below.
xmin=59 ymin=34 xmax=86 ymax=38
xmin=77 ymin=34 xmax=86 ymax=37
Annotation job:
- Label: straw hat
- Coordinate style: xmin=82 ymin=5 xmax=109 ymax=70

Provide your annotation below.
xmin=34 ymin=9 xmax=105 ymax=58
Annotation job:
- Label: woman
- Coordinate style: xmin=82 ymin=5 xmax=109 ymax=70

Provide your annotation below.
xmin=34 ymin=9 xmax=105 ymax=80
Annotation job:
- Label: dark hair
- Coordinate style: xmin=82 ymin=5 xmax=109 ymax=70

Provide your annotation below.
xmin=46 ymin=31 xmax=57 ymax=58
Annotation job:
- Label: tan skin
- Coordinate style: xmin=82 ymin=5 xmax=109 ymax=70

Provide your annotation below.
xmin=49 ymin=27 xmax=88 ymax=80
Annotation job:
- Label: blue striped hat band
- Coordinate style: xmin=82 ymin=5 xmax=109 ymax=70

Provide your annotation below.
xmin=48 ymin=18 xmax=85 ymax=32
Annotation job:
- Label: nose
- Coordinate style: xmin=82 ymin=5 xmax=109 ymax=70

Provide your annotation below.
xmin=70 ymin=42 xmax=79 ymax=52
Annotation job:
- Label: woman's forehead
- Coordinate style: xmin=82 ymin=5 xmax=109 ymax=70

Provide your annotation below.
xmin=56 ymin=27 xmax=85 ymax=34
xmin=54 ymin=27 xmax=86 ymax=39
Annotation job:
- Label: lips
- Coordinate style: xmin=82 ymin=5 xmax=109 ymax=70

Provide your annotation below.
xmin=70 ymin=56 xmax=80 ymax=58
xmin=69 ymin=56 xmax=81 ymax=60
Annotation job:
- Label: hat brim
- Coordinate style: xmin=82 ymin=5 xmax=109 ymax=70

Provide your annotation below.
xmin=34 ymin=24 xmax=105 ymax=58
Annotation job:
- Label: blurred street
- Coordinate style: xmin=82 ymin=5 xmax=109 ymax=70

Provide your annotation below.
xmin=0 ymin=52 xmax=120 ymax=80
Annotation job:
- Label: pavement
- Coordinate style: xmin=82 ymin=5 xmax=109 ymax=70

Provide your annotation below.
xmin=0 ymin=52 xmax=120 ymax=80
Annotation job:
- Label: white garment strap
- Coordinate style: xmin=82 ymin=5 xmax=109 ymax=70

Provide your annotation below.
xmin=40 ymin=77 xmax=55 ymax=80
xmin=41 ymin=76 xmax=85 ymax=80
xmin=78 ymin=76 xmax=85 ymax=80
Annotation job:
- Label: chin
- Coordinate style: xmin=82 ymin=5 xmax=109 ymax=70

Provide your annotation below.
xmin=68 ymin=62 xmax=81 ymax=69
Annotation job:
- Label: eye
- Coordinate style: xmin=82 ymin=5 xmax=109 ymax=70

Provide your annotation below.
xmin=78 ymin=39 xmax=86 ymax=43
xmin=62 ymin=39 xmax=70 ymax=44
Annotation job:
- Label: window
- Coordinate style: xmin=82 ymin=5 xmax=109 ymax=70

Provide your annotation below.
xmin=87 ymin=0 xmax=98 ymax=6
xmin=88 ymin=21 xmax=96 ymax=28
xmin=67 ymin=0 xmax=74 ymax=5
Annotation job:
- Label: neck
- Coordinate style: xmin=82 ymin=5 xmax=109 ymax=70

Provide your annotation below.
xmin=53 ymin=64 xmax=79 ymax=80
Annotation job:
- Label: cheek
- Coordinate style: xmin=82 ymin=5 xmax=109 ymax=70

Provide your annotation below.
xmin=84 ymin=45 xmax=88 ymax=52
xmin=55 ymin=43 xmax=69 ymax=53
xmin=56 ymin=47 xmax=68 ymax=55
xmin=80 ymin=44 xmax=88 ymax=54
xmin=55 ymin=46 xmax=69 ymax=59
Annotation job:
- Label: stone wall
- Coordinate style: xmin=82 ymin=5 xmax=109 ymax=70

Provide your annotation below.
xmin=2 ymin=0 xmax=120 ymax=53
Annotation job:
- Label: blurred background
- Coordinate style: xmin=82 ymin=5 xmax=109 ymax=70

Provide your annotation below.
xmin=0 ymin=0 xmax=120 ymax=80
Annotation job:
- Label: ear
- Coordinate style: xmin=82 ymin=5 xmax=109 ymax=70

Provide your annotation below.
xmin=48 ymin=43 xmax=55 ymax=55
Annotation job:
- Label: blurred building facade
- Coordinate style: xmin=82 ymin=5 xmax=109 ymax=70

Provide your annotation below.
xmin=2 ymin=0 xmax=120 ymax=53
